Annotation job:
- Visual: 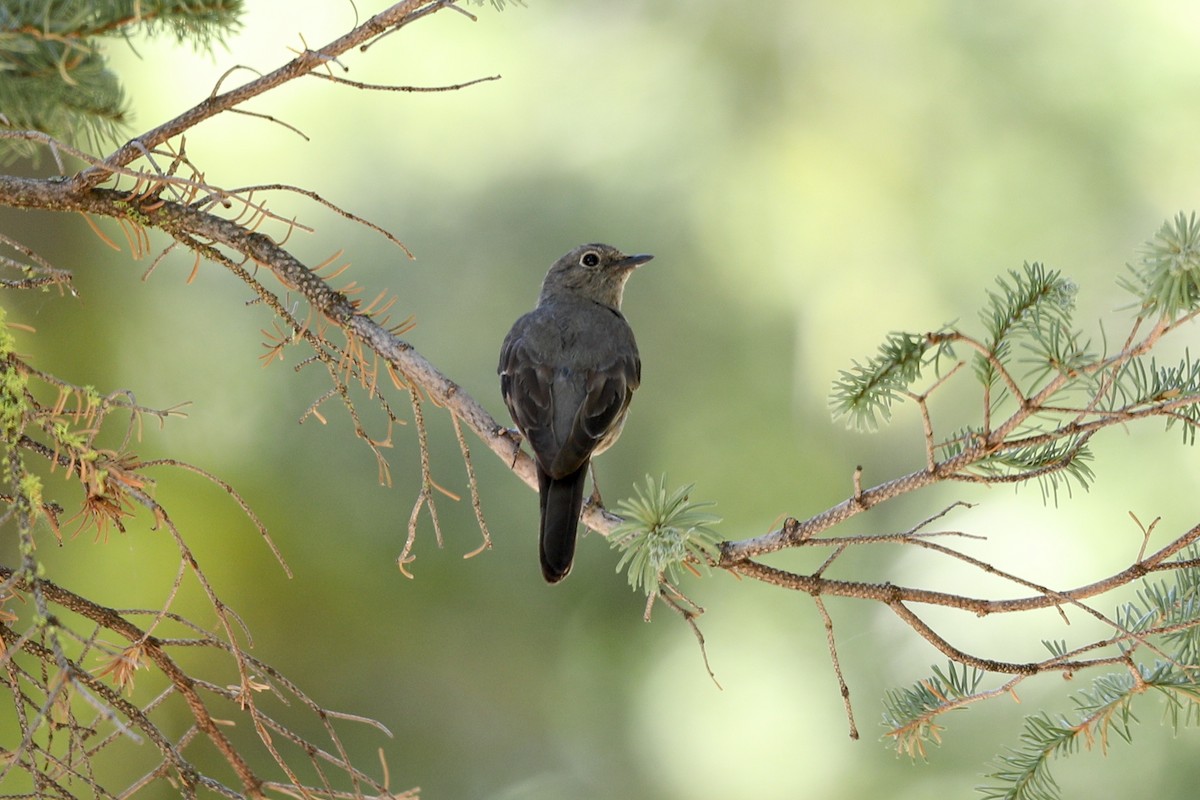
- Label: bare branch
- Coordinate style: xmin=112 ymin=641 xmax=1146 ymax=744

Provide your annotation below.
xmin=80 ymin=0 xmax=467 ymax=186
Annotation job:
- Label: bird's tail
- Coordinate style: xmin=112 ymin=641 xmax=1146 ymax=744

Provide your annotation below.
xmin=538 ymin=463 xmax=589 ymax=583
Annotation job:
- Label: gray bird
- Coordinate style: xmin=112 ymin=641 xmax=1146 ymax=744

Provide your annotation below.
xmin=499 ymin=243 xmax=652 ymax=583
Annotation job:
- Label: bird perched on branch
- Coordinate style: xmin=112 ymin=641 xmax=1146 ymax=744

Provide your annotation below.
xmin=499 ymin=243 xmax=652 ymax=583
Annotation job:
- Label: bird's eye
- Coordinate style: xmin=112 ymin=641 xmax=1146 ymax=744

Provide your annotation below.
xmin=580 ymin=251 xmax=600 ymax=267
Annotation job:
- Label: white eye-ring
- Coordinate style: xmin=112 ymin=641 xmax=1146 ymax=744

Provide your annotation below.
xmin=580 ymin=251 xmax=600 ymax=267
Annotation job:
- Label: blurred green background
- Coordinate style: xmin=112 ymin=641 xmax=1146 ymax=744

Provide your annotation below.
xmin=4 ymin=1 xmax=1200 ymax=798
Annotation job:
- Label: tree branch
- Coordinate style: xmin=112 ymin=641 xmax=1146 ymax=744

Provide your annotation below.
xmin=78 ymin=0 xmax=459 ymax=187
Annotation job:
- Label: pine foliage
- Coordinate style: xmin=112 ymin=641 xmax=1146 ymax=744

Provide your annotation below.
xmin=0 ymin=0 xmax=243 ymax=162
xmin=829 ymin=330 xmax=938 ymax=429
xmin=1122 ymin=211 xmax=1200 ymax=319
xmin=830 ymin=226 xmax=1200 ymax=502
xmin=977 ymin=551 xmax=1200 ymax=800
xmin=842 ymin=215 xmax=1200 ymax=797
xmin=609 ymin=475 xmax=721 ymax=598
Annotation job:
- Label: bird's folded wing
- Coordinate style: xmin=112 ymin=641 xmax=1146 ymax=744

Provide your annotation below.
xmin=547 ymin=355 xmax=638 ymax=475
xmin=500 ymin=336 xmax=638 ymax=479
xmin=499 ymin=336 xmax=555 ymax=461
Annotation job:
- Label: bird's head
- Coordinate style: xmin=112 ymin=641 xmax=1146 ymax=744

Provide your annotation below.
xmin=539 ymin=243 xmax=653 ymax=309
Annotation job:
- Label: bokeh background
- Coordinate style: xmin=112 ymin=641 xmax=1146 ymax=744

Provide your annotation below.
xmin=4 ymin=1 xmax=1200 ymax=798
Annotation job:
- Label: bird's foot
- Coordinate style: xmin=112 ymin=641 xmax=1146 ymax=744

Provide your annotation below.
xmin=495 ymin=427 xmax=524 ymax=461
xmin=587 ymin=467 xmax=604 ymax=510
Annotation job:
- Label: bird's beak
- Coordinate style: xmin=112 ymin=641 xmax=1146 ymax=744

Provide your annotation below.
xmin=618 ymin=253 xmax=654 ymax=269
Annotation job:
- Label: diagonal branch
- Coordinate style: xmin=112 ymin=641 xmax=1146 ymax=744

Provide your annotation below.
xmin=729 ymin=520 xmax=1200 ymax=616
xmin=78 ymin=0 xmax=460 ymax=186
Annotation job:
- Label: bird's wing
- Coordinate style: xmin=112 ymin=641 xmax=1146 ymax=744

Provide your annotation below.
xmin=580 ymin=349 xmax=639 ymax=441
xmin=499 ymin=309 xmax=640 ymax=479
xmin=499 ymin=319 xmax=558 ymax=468
xmin=552 ymin=304 xmax=641 ymax=475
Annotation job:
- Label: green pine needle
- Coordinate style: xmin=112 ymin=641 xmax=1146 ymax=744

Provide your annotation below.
xmin=829 ymin=330 xmax=938 ymax=429
xmin=970 ymin=436 xmax=1095 ymax=504
xmin=977 ymin=263 xmax=1077 ymax=373
xmin=830 ymin=262 xmax=1087 ymax=434
xmin=1109 ymin=352 xmax=1200 ymax=444
xmin=882 ymin=662 xmax=984 ymax=759
xmin=1121 ymin=211 xmax=1200 ymax=319
xmin=609 ymin=475 xmax=721 ymax=597
xmin=0 ymin=0 xmax=244 ymax=162
xmin=978 ymin=550 xmax=1200 ymax=800
xmin=977 ymin=263 xmax=1081 ymax=390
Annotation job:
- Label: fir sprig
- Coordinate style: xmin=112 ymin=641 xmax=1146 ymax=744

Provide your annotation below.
xmin=882 ymin=662 xmax=984 ymax=758
xmin=846 ymin=219 xmax=1200 ymax=796
xmin=972 ymin=550 xmax=1200 ymax=800
xmin=0 ymin=0 xmax=244 ymax=162
xmin=1121 ymin=211 xmax=1200 ymax=319
xmin=976 ymin=665 xmax=1200 ymax=800
xmin=831 ymin=264 xmax=1082 ymax=431
xmin=1110 ymin=352 xmax=1200 ymax=444
xmin=0 ymin=0 xmax=243 ymax=43
xmin=829 ymin=330 xmax=940 ymax=429
xmin=969 ymin=436 xmax=1095 ymax=503
xmin=609 ymin=475 xmax=721 ymax=597
xmin=977 ymin=263 xmax=1078 ymax=391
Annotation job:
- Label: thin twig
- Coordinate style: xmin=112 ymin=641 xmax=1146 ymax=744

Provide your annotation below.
xmin=813 ymin=596 xmax=858 ymax=739
xmin=309 ymin=71 xmax=501 ymax=93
